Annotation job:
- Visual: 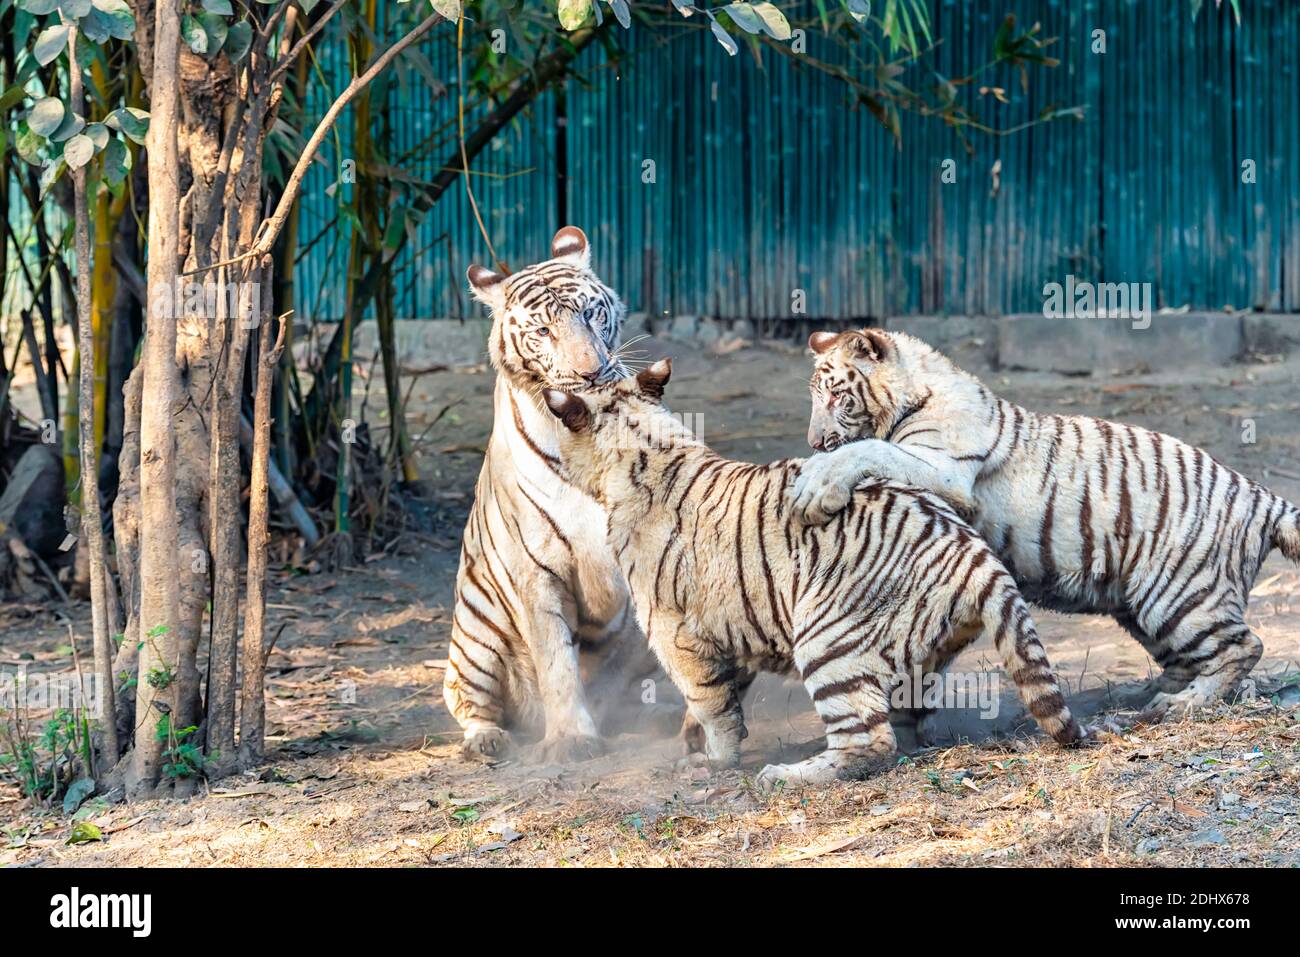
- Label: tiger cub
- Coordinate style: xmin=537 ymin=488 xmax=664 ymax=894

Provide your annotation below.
xmin=443 ymin=227 xmax=660 ymax=762
xmin=541 ymin=360 xmax=1085 ymax=788
xmin=794 ymin=328 xmax=1300 ymax=720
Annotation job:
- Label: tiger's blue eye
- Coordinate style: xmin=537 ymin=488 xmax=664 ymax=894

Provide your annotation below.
xmin=537 ymin=327 xmax=551 ymax=337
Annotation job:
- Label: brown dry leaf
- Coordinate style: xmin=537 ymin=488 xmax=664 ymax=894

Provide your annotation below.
xmin=1172 ymin=799 xmax=1208 ymax=818
xmin=357 ymin=606 xmax=440 ymax=634
xmin=780 ymin=833 xmax=867 ymax=862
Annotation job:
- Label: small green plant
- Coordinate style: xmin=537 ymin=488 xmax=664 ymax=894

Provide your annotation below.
xmin=155 ymin=716 xmax=205 ymax=779
xmin=146 ymin=666 xmax=174 ymax=691
xmin=450 ymin=806 xmax=480 ymax=826
xmin=0 ymin=708 xmax=86 ymax=803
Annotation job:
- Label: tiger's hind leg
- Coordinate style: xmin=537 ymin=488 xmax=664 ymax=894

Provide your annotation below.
xmin=1137 ymin=612 xmax=1263 ymax=722
xmin=756 ymin=637 xmax=898 ymax=791
xmin=444 ymin=613 xmax=518 ymax=761
xmin=892 ymin=621 xmax=983 ymax=751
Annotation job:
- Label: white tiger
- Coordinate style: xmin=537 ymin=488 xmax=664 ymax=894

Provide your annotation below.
xmin=792 ymin=328 xmax=1300 ymax=720
xmin=442 ymin=227 xmax=661 ymax=761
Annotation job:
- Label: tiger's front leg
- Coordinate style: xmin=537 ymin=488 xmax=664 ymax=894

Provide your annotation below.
xmin=791 ymin=440 xmax=977 ymax=524
xmin=648 ymin=618 xmax=747 ymax=767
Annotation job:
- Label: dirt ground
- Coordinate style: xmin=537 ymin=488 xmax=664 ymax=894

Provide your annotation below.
xmin=2 ymin=331 xmax=1299 ymax=867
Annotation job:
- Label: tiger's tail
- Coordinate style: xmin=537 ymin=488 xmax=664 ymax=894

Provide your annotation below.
xmin=1275 ymin=500 xmax=1300 ymax=563
xmin=978 ymin=572 xmax=1086 ymax=747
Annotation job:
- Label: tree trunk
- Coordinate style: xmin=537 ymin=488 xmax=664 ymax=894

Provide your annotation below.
xmin=129 ymin=0 xmax=183 ymax=796
xmin=237 ymin=280 xmax=284 ymax=766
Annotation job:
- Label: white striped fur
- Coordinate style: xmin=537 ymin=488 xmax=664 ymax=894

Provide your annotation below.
xmin=794 ymin=329 xmax=1300 ymax=719
xmin=443 ymin=228 xmax=657 ymax=761
xmin=542 ymin=362 xmax=1084 ymax=789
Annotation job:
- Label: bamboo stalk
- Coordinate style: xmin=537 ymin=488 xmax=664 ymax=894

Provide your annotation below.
xmin=69 ymin=25 xmax=118 ymax=772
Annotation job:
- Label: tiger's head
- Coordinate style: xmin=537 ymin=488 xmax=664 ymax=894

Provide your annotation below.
xmin=540 ymin=360 xmax=691 ymax=501
xmin=806 ymin=328 xmax=909 ymax=451
xmin=468 ymin=226 xmax=625 ymax=391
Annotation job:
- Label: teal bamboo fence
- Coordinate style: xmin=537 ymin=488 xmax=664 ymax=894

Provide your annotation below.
xmin=294 ymin=0 xmax=1300 ymax=322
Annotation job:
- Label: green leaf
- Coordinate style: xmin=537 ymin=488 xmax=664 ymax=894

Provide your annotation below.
xmin=0 ymin=84 xmax=27 ymax=113
xmin=429 ymin=0 xmax=460 ymax=19
xmin=67 ymin=821 xmax=103 ymax=845
xmin=299 ymin=0 xmax=321 ymax=13
xmin=725 ymin=2 xmax=763 ymax=34
xmin=556 ymin=0 xmax=589 ymax=30
xmin=16 ymin=124 xmax=44 ymax=164
xmin=28 ymin=96 xmax=65 ymax=137
xmin=50 ymin=109 xmax=85 ymax=142
xmin=91 ymin=0 xmax=137 ymax=40
xmin=751 ymin=1 xmax=790 ymax=40
xmin=84 ymin=121 xmax=109 ymax=149
xmin=19 ymin=0 xmax=60 ymax=13
xmin=34 ymin=23 xmax=71 ymax=66
xmin=182 ymin=14 xmax=208 ymax=54
xmin=104 ymin=135 xmax=131 ymax=185
xmin=81 ymin=9 xmax=113 ymax=42
xmin=59 ymin=0 xmax=92 ymax=17
xmin=202 ymin=0 xmax=233 ymax=12
xmin=710 ymin=18 xmax=738 ymax=55
xmin=224 ymin=19 xmax=252 ymax=62
xmin=106 ymin=106 xmax=149 ymax=144
xmin=200 ymin=12 xmax=228 ymax=54
xmin=609 ymin=0 xmax=630 ymax=28
xmin=63 ymin=777 xmax=96 ymax=815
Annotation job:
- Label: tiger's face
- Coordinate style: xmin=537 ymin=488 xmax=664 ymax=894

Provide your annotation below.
xmin=541 ymin=360 xmax=685 ymax=496
xmin=468 ymin=226 xmax=625 ymax=391
xmin=806 ymin=329 xmax=905 ymax=451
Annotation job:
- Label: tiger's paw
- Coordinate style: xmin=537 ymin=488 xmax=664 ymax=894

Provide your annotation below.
xmin=525 ymin=733 xmax=607 ymax=765
xmin=755 ymin=755 xmax=841 ymax=791
xmin=1138 ymin=689 xmax=1208 ymax=726
xmin=790 ymin=450 xmax=861 ymax=526
xmin=461 ymin=726 xmax=512 ymax=762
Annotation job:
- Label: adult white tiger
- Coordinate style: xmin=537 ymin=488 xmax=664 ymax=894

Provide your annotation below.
xmin=792 ymin=328 xmax=1300 ymax=721
xmin=443 ymin=226 xmax=659 ymax=761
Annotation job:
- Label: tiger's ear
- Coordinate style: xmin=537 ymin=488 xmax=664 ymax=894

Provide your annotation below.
xmin=467 ymin=264 xmax=508 ymax=310
xmin=808 ymin=331 xmax=841 ymax=355
xmin=846 ymin=328 xmax=896 ymax=363
xmin=544 ymin=390 xmax=592 ymax=432
xmin=551 ymin=226 xmax=591 ymax=269
xmin=636 ymin=358 xmax=672 ymax=400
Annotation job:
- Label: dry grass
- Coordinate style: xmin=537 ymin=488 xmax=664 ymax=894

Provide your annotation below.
xmin=4 ymin=699 xmax=1296 ymax=868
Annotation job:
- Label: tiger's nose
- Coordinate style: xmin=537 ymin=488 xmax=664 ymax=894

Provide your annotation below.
xmin=808 ymin=430 xmax=826 ymax=452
